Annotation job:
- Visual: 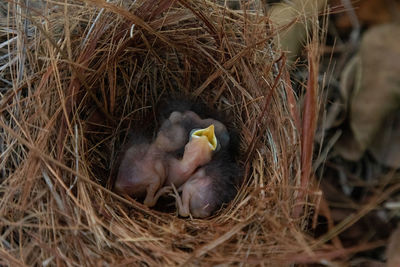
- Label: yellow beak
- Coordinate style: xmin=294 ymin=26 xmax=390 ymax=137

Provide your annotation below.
xmin=191 ymin=125 xmax=218 ymax=151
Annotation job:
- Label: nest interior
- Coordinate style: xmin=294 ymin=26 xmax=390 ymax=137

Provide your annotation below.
xmin=0 ymin=0 xmax=313 ymax=265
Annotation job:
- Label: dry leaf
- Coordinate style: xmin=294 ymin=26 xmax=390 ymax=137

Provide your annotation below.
xmin=268 ymin=0 xmax=327 ymax=62
xmin=369 ymin=112 xmax=400 ymax=167
xmin=334 ymin=0 xmax=400 ymax=30
xmin=337 ymin=24 xmax=400 ymax=167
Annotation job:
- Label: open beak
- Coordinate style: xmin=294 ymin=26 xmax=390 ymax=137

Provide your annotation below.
xmin=190 ymin=125 xmax=218 ymax=151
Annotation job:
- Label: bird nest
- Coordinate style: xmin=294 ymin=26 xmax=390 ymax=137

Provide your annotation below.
xmin=1 ymin=0 xmax=318 ymax=265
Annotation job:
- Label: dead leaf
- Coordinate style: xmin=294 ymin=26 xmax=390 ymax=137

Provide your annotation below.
xmin=336 ymin=24 xmax=400 ymax=167
xmin=369 ymin=112 xmax=400 ymax=168
xmin=334 ymin=0 xmax=400 ymax=31
xmin=268 ymin=0 xmax=327 ymax=62
xmin=351 ymin=24 xmax=400 ymax=151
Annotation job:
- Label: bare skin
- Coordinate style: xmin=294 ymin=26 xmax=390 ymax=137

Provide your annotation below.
xmin=166 ymin=135 xmax=213 ymax=188
xmin=182 ymin=111 xmax=230 ymax=149
xmin=114 ymin=112 xmax=187 ymax=207
xmin=114 ymin=142 xmax=167 ymax=207
xmin=174 ymin=168 xmax=216 ymax=218
xmin=115 ymin=110 xmax=230 ymax=208
xmin=115 ymin=135 xmax=213 ymax=207
xmin=157 ymin=110 xmax=230 ymax=153
xmin=115 ymin=112 xmax=220 ymax=207
xmin=154 ymin=111 xmax=187 ymax=152
xmin=167 ymin=151 xmax=241 ymax=218
xmin=159 ymin=110 xmax=229 ymax=187
xmin=149 ymin=127 xmax=214 ymax=204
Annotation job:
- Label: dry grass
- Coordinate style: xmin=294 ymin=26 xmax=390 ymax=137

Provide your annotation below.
xmin=0 ymin=0 xmax=327 ymax=265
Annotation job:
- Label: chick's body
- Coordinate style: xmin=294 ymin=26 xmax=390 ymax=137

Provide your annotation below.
xmin=114 ymin=136 xmax=167 ymax=207
xmin=114 ymin=109 xmax=228 ymax=207
xmin=114 ymin=99 xmax=241 ymax=213
xmin=113 ymin=111 xmax=193 ymax=206
xmin=158 ymin=100 xmax=241 ymax=218
xmin=161 ymin=110 xmax=230 ymax=188
xmin=176 ymin=152 xmax=241 ymax=218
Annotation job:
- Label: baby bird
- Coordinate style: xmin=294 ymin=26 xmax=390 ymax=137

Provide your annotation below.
xmin=174 ymin=152 xmax=241 ymax=218
xmin=158 ymin=110 xmax=230 ymax=155
xmin=114 ymin=134 xmax=167 ymax=207
xmin=162 ymin=111 xmax=230 ymax=188
xmin=114 ymin=96 xmax=240 ymax=212
xmin=114 ymin=112 xmax=222 ymax=207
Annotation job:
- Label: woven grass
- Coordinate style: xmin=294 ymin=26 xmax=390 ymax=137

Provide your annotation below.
xmin=0 ymin=0 xmax=323 ymax=265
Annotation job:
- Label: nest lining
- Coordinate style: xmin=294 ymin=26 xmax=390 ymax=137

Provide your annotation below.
xmin=0 ymin=0 xmax=311 ymax=265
